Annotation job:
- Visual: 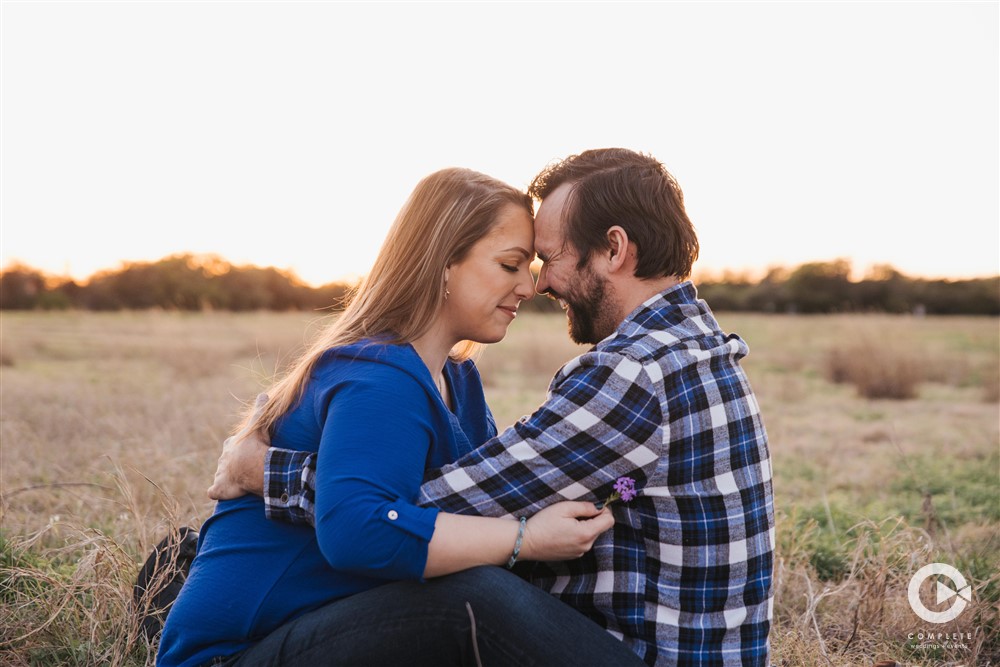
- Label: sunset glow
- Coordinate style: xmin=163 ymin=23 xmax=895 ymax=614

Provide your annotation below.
xmin=2 ymin=2 xmax=997 ymax=287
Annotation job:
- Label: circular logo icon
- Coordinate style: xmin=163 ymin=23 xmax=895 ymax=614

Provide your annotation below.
xmin=907 ymin=563 xmax=971 ymax=624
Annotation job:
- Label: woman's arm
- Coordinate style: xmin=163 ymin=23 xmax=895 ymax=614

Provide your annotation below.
xmin=424 ymin=501 xmax=612 ymax=578
xmin=313 ymin=364 xmax=612 ymax=581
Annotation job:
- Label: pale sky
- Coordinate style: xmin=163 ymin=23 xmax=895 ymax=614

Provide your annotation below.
xmin=2 ymin=1 xmax=998 ymax=287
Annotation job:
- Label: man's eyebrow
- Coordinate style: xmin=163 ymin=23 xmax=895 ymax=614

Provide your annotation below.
xmin=500 ymin=246 xmax=533 ymax=260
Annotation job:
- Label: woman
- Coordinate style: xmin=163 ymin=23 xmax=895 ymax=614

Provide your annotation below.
xmin=158 ymin=169 xmax=630 ymax=666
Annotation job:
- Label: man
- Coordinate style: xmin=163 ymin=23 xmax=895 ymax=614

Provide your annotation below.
xmin=211 ymin=148 xmax=775 ymax=666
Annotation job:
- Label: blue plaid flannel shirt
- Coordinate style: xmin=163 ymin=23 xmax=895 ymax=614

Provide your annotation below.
xmin=264 ymin=281 xmax=774 ymax=667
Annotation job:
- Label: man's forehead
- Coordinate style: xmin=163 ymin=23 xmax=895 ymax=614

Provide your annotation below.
xmin=533 ymin=182 xmax=573 ymax=250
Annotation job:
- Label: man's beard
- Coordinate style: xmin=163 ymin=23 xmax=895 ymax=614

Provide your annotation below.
xmin=562 ymin=264 xmax=618 ymax=345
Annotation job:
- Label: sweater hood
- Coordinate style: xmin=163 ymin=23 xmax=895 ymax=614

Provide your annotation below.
xmin=316 ymin=337 xmax=452 ymax=395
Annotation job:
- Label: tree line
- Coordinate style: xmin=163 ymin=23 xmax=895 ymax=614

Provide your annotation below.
xmin=696 ymin=260 xmax=999 ymax=315
xmin=1 ymin=254 xmax=997 ymax=315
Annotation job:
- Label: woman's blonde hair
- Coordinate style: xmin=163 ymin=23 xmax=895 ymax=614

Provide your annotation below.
xmin=244 ymin=167 xmax=532 ymax=435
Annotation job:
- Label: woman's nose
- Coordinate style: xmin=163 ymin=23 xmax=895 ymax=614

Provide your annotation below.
xmin=514 ymin=270 xmax=535 ymax=301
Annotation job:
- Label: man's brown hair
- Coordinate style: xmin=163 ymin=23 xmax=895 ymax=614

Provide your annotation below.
xmin=529 ymin=148 xmax=699 ymax=279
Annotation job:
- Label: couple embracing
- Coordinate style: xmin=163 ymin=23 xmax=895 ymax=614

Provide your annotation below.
xmin=157 ymin=148 xmax=775 ymax=667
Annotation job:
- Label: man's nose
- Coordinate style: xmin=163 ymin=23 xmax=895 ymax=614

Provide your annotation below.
xmin=535 ymin=264 xmax=550 ymax=296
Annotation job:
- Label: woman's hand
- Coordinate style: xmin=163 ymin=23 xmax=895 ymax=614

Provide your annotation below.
xmin=520 ymin=501 xmax=615 ymax=562
xmin=424 ymin=502 xmax=613 ymax=577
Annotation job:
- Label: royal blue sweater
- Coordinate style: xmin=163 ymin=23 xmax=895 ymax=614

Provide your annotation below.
xmin=158 ymin=340 xmax=495 ymax=667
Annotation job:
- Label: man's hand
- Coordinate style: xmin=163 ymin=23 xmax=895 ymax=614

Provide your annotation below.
xmin=207 ymin=393 xmax=272 ymax=500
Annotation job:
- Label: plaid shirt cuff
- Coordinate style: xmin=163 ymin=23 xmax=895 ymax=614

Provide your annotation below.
xmin=263 ymin=447 xmax=316 ymax=527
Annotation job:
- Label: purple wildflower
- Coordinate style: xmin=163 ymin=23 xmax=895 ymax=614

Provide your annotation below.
xmin=599 ymin=476 xmax=638 ymax=508
xmin=614 ymin=477 xmax=637 ymax=502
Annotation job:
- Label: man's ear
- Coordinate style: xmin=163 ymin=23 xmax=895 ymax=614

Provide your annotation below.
xmin=606 ymin=226 xmax=631 ymax=273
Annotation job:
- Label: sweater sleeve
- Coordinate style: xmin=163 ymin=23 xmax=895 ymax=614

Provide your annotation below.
xmin=313 ymin=365 xmax=441 ymax=580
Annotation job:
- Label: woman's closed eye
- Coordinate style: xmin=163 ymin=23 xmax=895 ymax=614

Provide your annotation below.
xmin=501 ymin=264 xmax=519 ymax=273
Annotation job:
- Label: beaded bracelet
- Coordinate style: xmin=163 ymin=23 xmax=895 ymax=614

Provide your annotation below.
xmin=506 ymin=516 xmax=527 ymax=569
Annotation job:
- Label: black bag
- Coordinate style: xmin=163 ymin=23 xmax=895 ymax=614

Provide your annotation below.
xmin=133 ymin=526 xmax=199 ymax=640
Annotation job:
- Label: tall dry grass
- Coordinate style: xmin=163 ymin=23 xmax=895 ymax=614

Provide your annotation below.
xmin=825 ymin=342 xmax=922 ymax=400
xmin=1 ymin=310 xmax=998 ymax=665
xmin=1 ymin=467 xmax=183 ymax=666
xmin=821 ymin=315 xmax=1000 ymax=403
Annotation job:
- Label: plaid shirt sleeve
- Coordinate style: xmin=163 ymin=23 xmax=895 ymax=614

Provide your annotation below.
xmin=417 ymin=349 xmax=664 ymax=518
xmin=263 ymin=447 xmax=316 ymax=526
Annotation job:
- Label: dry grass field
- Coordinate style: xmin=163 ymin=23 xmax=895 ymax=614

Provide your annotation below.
xmin=1 ymin=309 xmax=997 ymax=666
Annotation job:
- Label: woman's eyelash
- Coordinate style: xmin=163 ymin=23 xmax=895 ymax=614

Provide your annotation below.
xmin=501 ymin=264 xmax=518 ymax=273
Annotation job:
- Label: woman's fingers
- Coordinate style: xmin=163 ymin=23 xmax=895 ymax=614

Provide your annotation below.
xmin=562 ymin=500 xmax=605 ymax=519
xmin=523 ymin=501 xmax=617 ymax=561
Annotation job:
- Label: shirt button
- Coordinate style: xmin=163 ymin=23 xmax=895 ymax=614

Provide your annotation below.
xmin=280 ymin=493 xmax=289 ymax=503
xmin=387 ymin=510 xmax=399 ymax=520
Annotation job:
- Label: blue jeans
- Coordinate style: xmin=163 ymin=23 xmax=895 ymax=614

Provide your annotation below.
xmin=223 ymin=565 xmax=646 ymax=667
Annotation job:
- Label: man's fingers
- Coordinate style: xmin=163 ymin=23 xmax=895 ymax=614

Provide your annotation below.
xmin=246 ymin=393 xmax=269 ymax=427
xmin=207 ymin=394 xmax=270 ymax=501
xmin=232 ymin=393 xmax=269 ymax=438
xmin=207 ymin=480 xmax=240 ymax=501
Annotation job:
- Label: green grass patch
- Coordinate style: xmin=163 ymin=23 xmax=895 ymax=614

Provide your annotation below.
xmin=892 ymin=450 xmax=1000 ymax=524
